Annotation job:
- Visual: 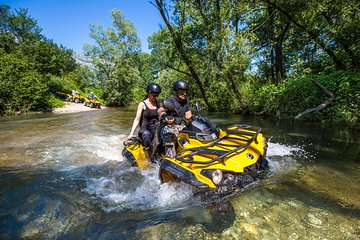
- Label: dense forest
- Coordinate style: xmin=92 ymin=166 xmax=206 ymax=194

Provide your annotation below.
xmin=1 ymin=1 xmax=359 ymax=125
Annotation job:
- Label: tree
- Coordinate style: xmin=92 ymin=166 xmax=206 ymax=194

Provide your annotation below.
xmin=152 ymin=0 xmax=255 ymax=111
xmin=0 ymin=4 xmax=80 ymax=114
xmin=0 ymin=4 xmax=43 ymax=51
xmin=84 ymin=9 xmax=142 ymax=106
xmin=260 ymin=0 xmax=360 ymax=71
xmin=0 ymin=50 xmax=49 ymax=114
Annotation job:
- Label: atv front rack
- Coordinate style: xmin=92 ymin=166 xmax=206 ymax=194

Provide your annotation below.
xmin=175 ymin=124 xmax=262 ymax=164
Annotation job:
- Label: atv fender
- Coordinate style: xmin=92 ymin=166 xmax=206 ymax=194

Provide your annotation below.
xmin=159 ymin=159 xmax=208 ymax=188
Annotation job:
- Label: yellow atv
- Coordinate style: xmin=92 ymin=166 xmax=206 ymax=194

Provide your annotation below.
xmin=122 ymin=103 xmax=268 ymax=191
xmin=122 ymin=137 xmax=153 ymax=169
xmin=66 ymin=93 xmax=85 ymax=103
xmin=84 ymin=97 xmax=101 ymax=109
xmin=54 ymin=92 xmax=68 ymax=100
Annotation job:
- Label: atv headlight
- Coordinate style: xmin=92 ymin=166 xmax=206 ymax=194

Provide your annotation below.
xmin=212 ymin=169 xmax=223 ymax=185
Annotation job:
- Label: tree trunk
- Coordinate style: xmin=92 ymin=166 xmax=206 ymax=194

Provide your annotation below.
xmin=263 ymin=0 xmax=347 ymax=70
xmin=154 ymin=0 xmax=213 ymax=110
xmin=267 ymin=5 xmax=276 ymax=83
xmin=194 ymin=0 xmax=243 ymax=108
xmin=274 ymin=21 xmax=290 ymax=82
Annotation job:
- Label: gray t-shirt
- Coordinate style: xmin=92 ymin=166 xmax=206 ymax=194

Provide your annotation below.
xmin=163 ymin=96 xmax=189 ymax=119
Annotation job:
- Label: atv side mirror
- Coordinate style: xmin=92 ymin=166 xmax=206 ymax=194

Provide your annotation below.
xmin=163 ymin=99 xmax=176 ymax=111
xmin=194 ymin=102 xmax=201 ymax=111
xmin=194 ymin=102 xmax=202 ymax=117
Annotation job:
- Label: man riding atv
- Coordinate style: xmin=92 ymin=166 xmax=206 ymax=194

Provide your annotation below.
xmin=157 ymin=80 xmax=193 ymax=158
xmin=122 ymin=79 xmax=269 ymax=190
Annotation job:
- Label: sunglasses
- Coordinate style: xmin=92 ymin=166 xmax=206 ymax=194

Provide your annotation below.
xmin=177 ymin=90 xmax=187 ymax=95
xmin=149 ymin=92 xmax=159 ymax=97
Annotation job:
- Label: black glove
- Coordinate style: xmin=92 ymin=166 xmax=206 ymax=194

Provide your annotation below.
xmin=174 ymin=117 xmax=182 ymax=125
xmin=161 ymin=114 xmax=175 ymax=124
xmin=160 ymin=113 xmax=168 ymax=122
xmin=191 ymin=115 xmax=198 ymax=120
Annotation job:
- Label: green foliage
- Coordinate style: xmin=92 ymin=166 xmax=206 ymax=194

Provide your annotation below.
xmin=20 ymin=41 xmax=76 ymax=76
xmin=47 ymin=95 xmax=64 ymax=108
xmin=84 ymin=9 xmax=141 ymax=106
xmin=0 ymin=4 xmax=83 ymax=114
xmin=1 ymin=2 xmax=359 ymax=127
xmin=151 ymin=0 xmax=255 ymax=110
xmin=314 ymin=71 xmax=360 ymax=125
xmin=131 ymin=52 xmax=158 ymax=102
xmin=0 ymin=50 xmax=50 ymax=114
xmin=149 ymin=0 xmax=359 ymax=125
xmin=241 ymin=71 xmax=360 ymax=125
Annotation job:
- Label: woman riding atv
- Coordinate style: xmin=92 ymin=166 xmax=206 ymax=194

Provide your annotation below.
xmin=122 ymin=80 xmax=268 ymax=190
xmin=127 ymin=83 xmax=162 ymax=159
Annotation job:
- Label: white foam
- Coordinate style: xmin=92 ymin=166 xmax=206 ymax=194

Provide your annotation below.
xmin=267 ymin=142 xmax=303 ymax=157
xmin=79 ymin=135 xmax=123 ymax=162
xmin=84 ymin=167 xmax=193 ymax=212
xmin=265 ymin=141 xmax=308 ymax=177
xmin=39 ymin=134 xmax=126 ymax=169
xmin=84 ymin=140 xmax=310 ymax=212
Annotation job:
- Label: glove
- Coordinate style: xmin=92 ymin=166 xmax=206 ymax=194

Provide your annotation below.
xmin=160 ymin=113 xmax=168 ymax=120
xmin=174 ymin=117 xmax=182 ymax=125
xmin=165 ymin=116 xmax=175 ymax=124
xmin=160 ymin=113 xmax=169 ymax=123
xmin=161 ymin=113 xmax=175 ymax=124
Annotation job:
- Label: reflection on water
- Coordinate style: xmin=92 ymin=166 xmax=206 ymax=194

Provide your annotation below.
xmin=0 ymin=108 xmax=359 ymax=239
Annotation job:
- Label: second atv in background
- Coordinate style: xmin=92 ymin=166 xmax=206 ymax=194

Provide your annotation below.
xmin=84 ymin=92 xmax=101 ymax=109
xmin=66 ymin=93 xmax=85 ymax=103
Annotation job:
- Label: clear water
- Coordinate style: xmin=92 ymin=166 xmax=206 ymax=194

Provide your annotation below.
xmin=0 ymin=108 xmax=359 ymax=239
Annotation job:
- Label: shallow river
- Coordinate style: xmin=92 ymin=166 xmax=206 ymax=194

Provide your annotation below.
xmin=0 ymin=108 xmax=359 ymax=239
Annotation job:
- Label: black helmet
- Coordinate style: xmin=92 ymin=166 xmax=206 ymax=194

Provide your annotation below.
xmin=146 ymin=83 xmax=161 ymax=94
xmin=173 ymin=80 xmax=189 ymax=91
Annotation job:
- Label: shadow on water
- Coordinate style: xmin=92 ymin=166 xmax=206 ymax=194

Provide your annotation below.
xmin=0 ymin=167 xmax=87 ymax=239
xmin=63 ymin=201 xmax=236 ymax=239
xmin=0 ymin=160 xmax=238 ymax=239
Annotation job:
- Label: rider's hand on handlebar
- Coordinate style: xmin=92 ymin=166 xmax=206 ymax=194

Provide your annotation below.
xmin=165 ymin=116 xmax=174 ymax=124
xmin=160 ymin=113 xmax=174 ymax=124
xmin=126 ymin=134 xmax=133 ymax=140
xmin=191 ymin=115 xmax=198 ymax=121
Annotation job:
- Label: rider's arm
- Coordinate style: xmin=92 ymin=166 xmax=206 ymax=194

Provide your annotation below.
xmin=158 ymin=106 xmax=174 ymax=124
xmin=158 ymin=106 xmax=167 ymax=117
xmin=127 ymin=102 xmax=144 ymax=139
xmin=184 ymin=110 xmax=192 ymax=120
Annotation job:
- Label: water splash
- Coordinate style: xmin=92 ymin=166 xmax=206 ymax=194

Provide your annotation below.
xmin=79 ymin=135 xmax=123 ymax=161
xmin=79 ymin=137 xmax=312 ymax=213
xmin=267 ymin=142 xmax=303 ymax=157
xmin=263 ymin=141 xmax=311 ymax=184
xmin=39 ymin=134 xmax=125 ymax=168
xmin=83 ymin=165 xmax=193 ymax=212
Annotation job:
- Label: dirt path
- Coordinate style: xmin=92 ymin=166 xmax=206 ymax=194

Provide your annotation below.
xmin=52 ymin=102 xmax=103 ymax=113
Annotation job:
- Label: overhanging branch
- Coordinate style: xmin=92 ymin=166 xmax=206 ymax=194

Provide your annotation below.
xmin=295 ymin=80 xmax=335 ymax=119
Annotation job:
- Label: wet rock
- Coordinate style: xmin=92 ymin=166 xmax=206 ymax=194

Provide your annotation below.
xmin=307 ymin=213 xmax=323 ymax=227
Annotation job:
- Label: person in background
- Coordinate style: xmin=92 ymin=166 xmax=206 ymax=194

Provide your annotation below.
xmin=127 ymin=83 xmax=162 ymax=159
xmin=72 ymin=89 xmax=77 ymax=96
xmin=88 ymin=92 xmax=95 ymax=100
